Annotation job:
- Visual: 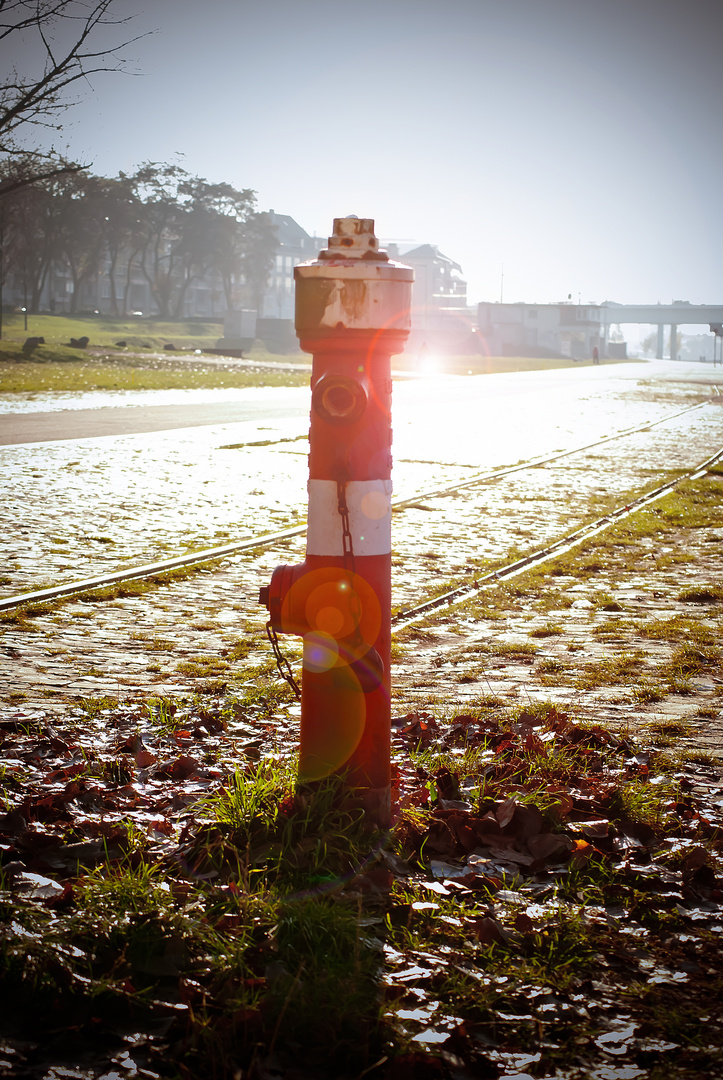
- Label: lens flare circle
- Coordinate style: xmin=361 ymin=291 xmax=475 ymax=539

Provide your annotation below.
xmin=282 ymin=566 xmax=382 ymax=646
xmin=299 ymin=663 xmax=366 ymax=782
xmin=306 ymin=579 xmax=359 ymax=639
xmin=360 ymin=489 xmax=389 ymax=520
xmin=314 ymin=604 xmax=346 ymax=637
xmin=302 ymin=630 xmax=339 ymax=673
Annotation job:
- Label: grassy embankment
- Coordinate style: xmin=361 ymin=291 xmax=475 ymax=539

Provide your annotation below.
xmin=0 ymin=313 xmax=309 ymax=392
xmin=0 ymin=313 xmax=634 ymax=393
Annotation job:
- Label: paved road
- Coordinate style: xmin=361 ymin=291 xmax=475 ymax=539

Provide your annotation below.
xmin=1 ymin=358 xmax=717 ymax=447
xmin=0 ymin=392 xmax=309 ymax=445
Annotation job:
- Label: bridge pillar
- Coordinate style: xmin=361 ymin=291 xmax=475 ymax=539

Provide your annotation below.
xmin=670 ymin=324 xmax=678 ymax=362
xmin=656 ymin=324 xmax=665 ymax=359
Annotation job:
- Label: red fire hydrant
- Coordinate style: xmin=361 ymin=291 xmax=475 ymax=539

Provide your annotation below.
xmin=259 ymin=216 xmax=413 ymax=826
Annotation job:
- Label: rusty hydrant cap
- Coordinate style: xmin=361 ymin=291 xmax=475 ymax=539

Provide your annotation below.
xmin=295 ymin=216 xmax=413 ymax=337
xmin=319 ymin=216 xmax=387 ymax=262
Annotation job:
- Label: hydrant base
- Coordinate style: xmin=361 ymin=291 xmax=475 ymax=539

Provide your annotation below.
xmin=355 ymin=783 xmax=392 ymax=829
xmin=295 ymin=780 xmax=391 ymax=830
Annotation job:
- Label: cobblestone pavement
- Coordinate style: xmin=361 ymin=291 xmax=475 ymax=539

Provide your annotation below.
xmin=393 ymin=473 xmax=723 ymax=764
xmin=1 ymin=364 xmax=721 ymax=745
xmin=1 ymin=361 xmax=716 ymax=596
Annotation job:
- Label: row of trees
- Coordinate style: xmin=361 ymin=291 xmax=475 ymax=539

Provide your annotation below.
xmin=0 ymin=3 xmax=277 ymax=320
xmin=0 ymin=159 xmax=278 ymax=317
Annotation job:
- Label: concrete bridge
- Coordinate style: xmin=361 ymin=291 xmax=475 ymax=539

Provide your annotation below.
xmin=601 ymin=303 xmax=723 ymax=361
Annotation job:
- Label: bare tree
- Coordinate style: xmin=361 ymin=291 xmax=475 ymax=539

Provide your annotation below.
xmin=0 ymin=0 xmax=144 ymax=194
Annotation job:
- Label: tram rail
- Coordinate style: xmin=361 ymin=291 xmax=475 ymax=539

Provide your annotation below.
xmin=393 ymin=444 xmax=723 ymax=628
xmin=0 ymin=398 xmax=714 ymax=613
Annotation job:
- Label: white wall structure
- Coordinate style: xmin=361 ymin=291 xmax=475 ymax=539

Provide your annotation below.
xmin=478 ymin=301 xmax=723 ymax=360
xmin=478 ymin=302 xmax=604 ymax=359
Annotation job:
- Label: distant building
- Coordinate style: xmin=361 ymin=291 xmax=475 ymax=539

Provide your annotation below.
xmin=257 ymin=224 xmax=472 ymax=349
xmin=392 ymin=244 xmax=468 ymax=334
xmin=477 ymin=301 xmax=604 ymax=359
xmin=259 ymin=211 xmax=325 ymax=320
xmin=259 ymin=225 xmax=470 ymax=333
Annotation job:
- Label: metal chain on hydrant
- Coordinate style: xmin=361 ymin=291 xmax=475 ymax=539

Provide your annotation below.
xmin=336 ymin=478 xmax=356 ymax=573
xmin=266 ymin=620 xmax=301 ymax=700
xmin=336 ymin=478 xmax=364 ymax=637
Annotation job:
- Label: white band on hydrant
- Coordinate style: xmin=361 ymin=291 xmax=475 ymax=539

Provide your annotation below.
xmin=306 ymin=479 xmax=392 ymax=557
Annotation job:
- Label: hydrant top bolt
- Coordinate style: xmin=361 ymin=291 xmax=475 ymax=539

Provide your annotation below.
xmin=319 ymin=216 xmax=387 ymax=263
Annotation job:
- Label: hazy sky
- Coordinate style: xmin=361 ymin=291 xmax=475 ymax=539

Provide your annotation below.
xmin=14 ymin=0 xmax=723 ymax=307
